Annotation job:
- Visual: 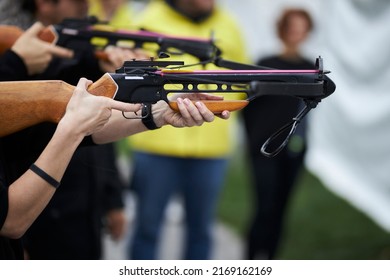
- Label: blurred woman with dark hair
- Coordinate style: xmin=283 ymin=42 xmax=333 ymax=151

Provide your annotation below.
xmin=243 ymin=8 xmax=315 ymax=260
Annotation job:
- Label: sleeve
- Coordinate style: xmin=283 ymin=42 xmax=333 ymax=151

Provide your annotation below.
xmin=99 ymin=144 xmax=125 ymax=212
xmin=0 ymin=50 xmax=29 ymax=81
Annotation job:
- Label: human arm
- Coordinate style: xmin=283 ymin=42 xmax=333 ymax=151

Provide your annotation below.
xmin=91 ymin=97 xmax=230 ymax=144
xmin=0 ymin=78 xmax=139 ymax=239
xmin=0 ymin=50 xmax=29 ymax=81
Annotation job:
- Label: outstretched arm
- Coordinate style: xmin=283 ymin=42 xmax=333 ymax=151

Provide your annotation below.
xmin=0 ymin=77 xmax=230 ymax=238
xmin=0 ymin=78 xmax=139 ymax=239
xmin=91 ymin=98 xmax=230 ymax=144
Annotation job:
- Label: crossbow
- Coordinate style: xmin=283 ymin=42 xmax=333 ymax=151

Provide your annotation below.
xmin=113 ymin=57 xmax=335 ymax=156
xmin=0 ymin=16 xmax=220 ymax=63
xmin=0 ymin=57 xmax=335 ymax=156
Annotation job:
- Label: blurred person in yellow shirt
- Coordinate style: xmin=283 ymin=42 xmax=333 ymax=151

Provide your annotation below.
xmin=127 ymin=0 xmax=249 ymax=259
xmin=88 ymin=0 xmax=133 ymax=28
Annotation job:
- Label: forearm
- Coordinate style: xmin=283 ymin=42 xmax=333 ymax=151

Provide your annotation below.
xmin=0 ymin=77 xmax=144 ymax=238
xmin=1 ymin=122 xmax=85 ymax=238
xmin=92 ymin=109 xmax=148 ymax=144
xmin=91 ymin=98 xmax=222 ymax=144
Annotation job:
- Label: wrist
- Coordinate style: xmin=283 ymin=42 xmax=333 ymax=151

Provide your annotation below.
xmin=149 ymin=101 xmax=169 ymax=128
xmin=142 ymin=104 xmax=161 ymax=130
xmin=56 ymin=118 xmax=86 ymax=144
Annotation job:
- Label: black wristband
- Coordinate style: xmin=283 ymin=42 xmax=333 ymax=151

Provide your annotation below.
xmin=141 ymin=103 xmax=160 ymax=130
xmin=29 ymin=163 xmax=60 ymax=189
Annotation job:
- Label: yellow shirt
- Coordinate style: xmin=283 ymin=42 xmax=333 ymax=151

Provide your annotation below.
xmin=88 ymin=0 xmax=133 ymax=29
xmin=128 ymin=0 xmax=249 ymax=158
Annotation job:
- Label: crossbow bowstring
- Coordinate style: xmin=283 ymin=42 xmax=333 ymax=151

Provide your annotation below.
xmin=260 ymin=99 xmax=318 ymax=157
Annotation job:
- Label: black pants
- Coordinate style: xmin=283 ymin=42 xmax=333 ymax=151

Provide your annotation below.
xmin=246 ymin=149 xmax=304 ymax=259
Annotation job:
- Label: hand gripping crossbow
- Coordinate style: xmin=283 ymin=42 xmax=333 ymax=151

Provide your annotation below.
xmin=107 ymin=57 xmax=335 ymax=156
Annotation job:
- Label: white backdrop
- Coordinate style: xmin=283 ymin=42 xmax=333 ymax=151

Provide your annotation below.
xmin=217 ymin=0 xmax=390 ymax=232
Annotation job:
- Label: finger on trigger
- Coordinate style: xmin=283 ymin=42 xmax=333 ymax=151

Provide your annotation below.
xmin=109 ymin=99 xmax=141 ymax=112
xmin=47 ymin=43 xmax=73 ymax=58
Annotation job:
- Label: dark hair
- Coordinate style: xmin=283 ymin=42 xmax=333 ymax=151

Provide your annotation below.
xmin=21 ymin=0 xmax=59 ymax=13
xmin=21 ymin=0 xmax=37 ymax=13
xmin=277 ymin=8 xmax=313 ymax=40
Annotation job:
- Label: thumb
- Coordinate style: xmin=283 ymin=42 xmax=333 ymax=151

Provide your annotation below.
xmin=28 ymin=22 xmax=74 ymax=58
xmin=25 ymin=21 xmax=45 ymax=36
xmin=76 ymin=77 xmax=93 ymax=90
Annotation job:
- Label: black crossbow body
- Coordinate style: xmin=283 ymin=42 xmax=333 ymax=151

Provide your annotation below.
xmin=110 ymin=56 xmax=335 ymax=157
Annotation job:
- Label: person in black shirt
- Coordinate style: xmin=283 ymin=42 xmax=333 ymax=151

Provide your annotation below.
xmin=0 ymin=74 xmax=228 ymax=259
xmin=0 ymin=21 xmax=72 ymax=81
xmin=0 ymin=30 xmax=230 ymax=259
xmin=0 ymin=0 xmax=129 ymax=259
xmin=243 ymin=8 xmax=314 ymax=260
xmin=1 ymin=0 xmax=143 ymax=259
xmin=0 ymin=76 xmax=141 ymax=259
